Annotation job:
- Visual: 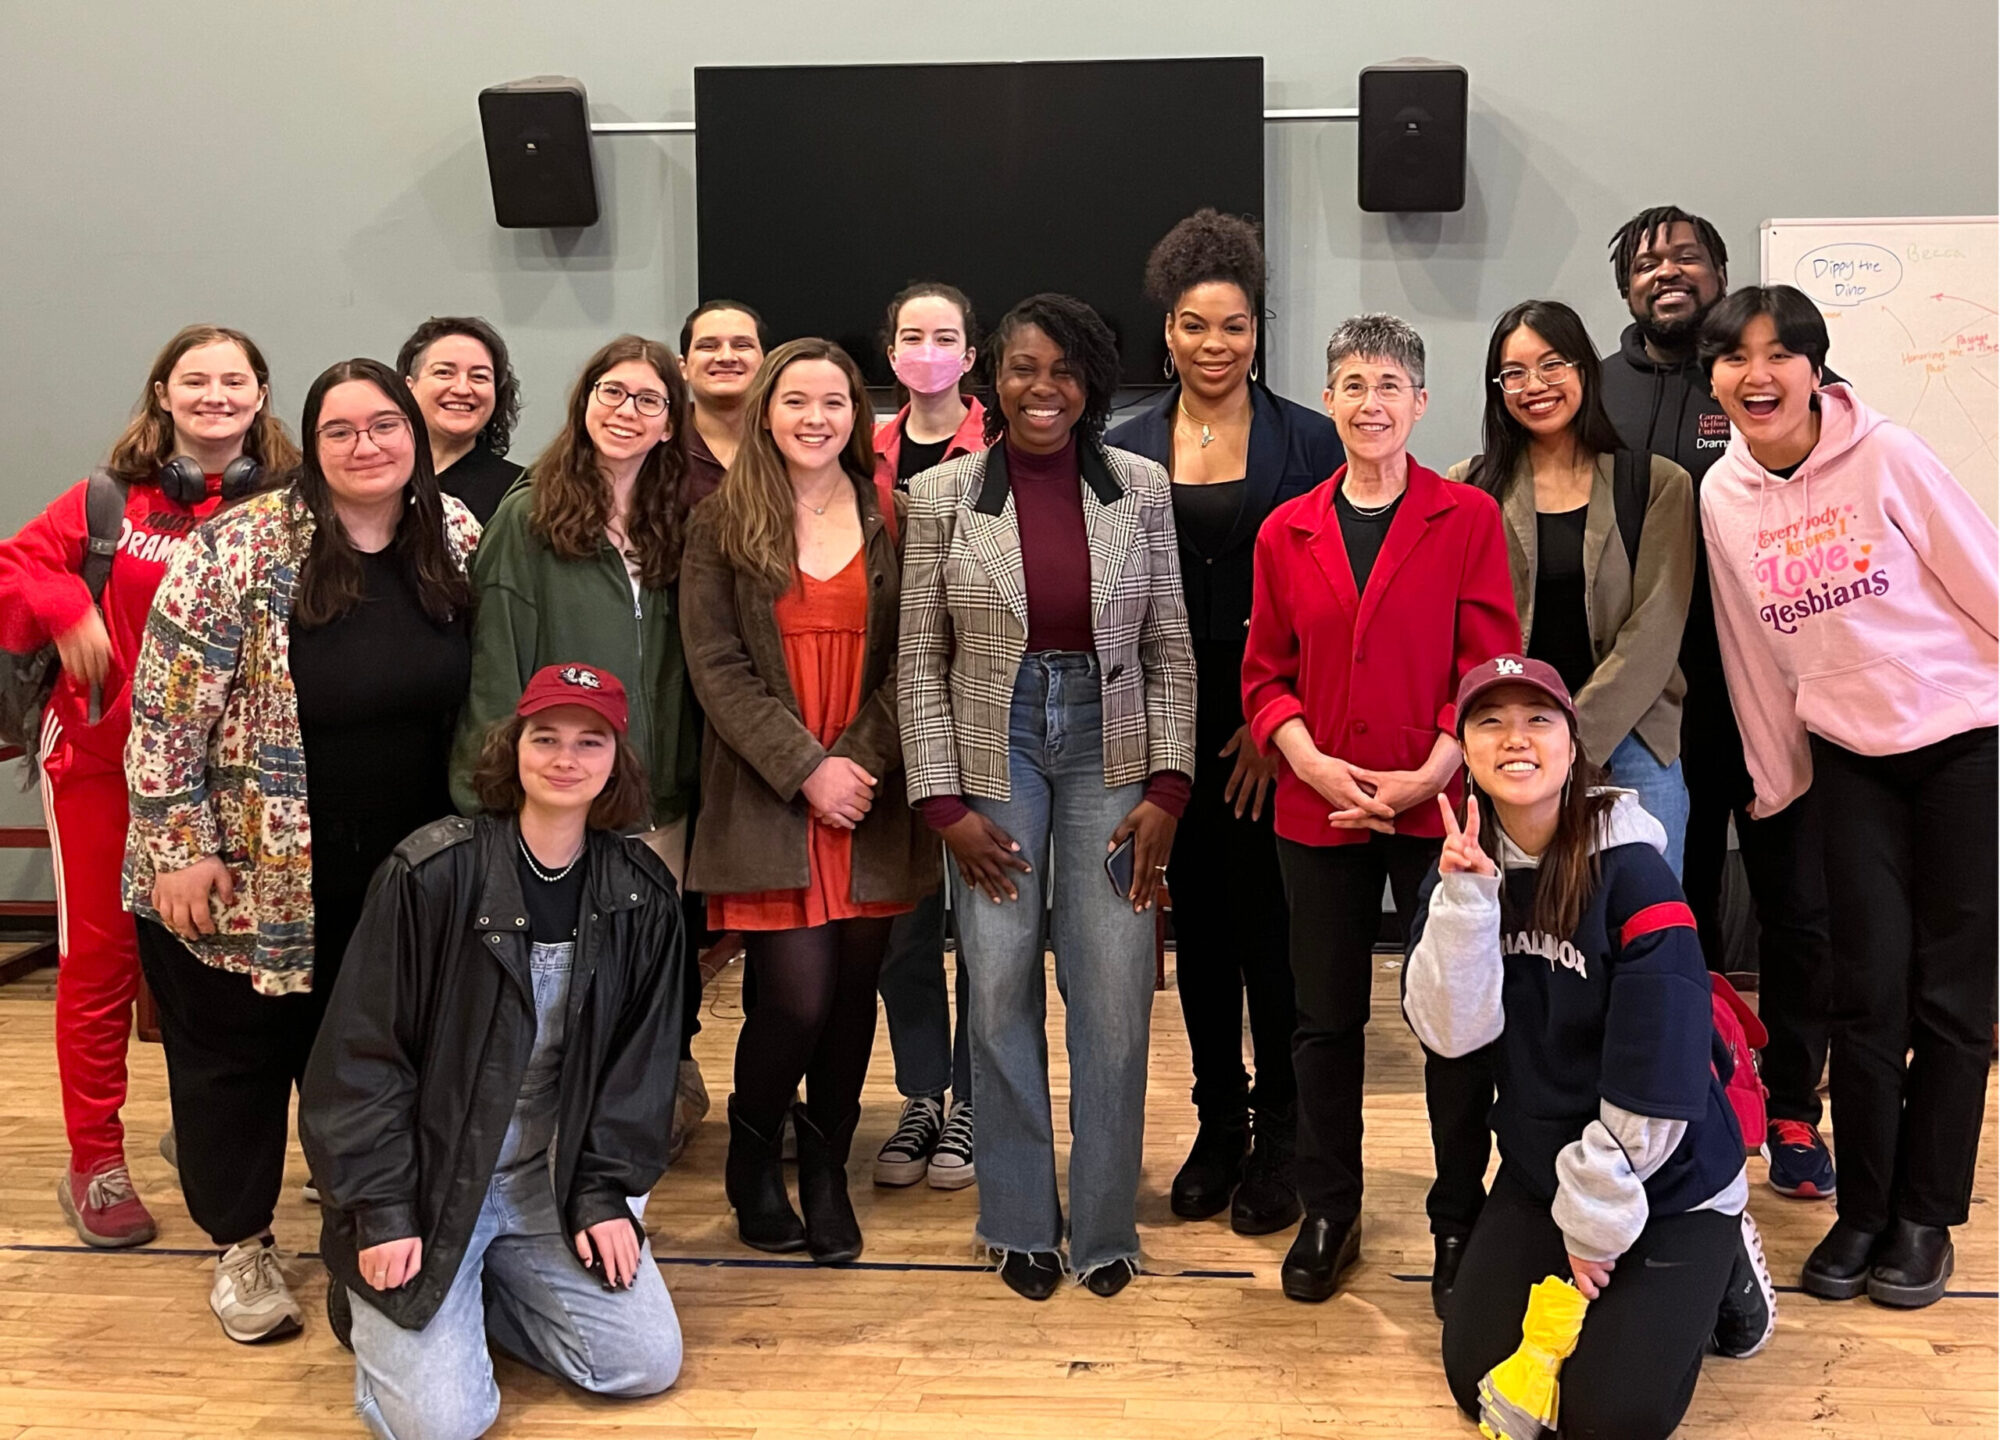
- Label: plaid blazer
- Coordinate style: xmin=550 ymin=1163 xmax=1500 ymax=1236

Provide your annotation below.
xmin=898 ymin=442 xmax=1197 ymax=802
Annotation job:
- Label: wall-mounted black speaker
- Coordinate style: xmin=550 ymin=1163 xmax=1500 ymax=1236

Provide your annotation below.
xmin=478 ymin=77 xmax=600 ymax=228
xmin=1357 ymin=62 xmax=1468 ymax=213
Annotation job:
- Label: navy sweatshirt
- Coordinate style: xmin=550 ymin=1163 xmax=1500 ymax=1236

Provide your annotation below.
xmin=1404 ymin=791 xmax=1746 ymax=1261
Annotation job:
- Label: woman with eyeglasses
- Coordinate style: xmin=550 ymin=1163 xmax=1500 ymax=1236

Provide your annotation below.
xmin=126 ymin=357 xmax=477 ymax=1343
xmin=452 ymin=336 xmax=702 ymax=887
xmin=1450 ymin=301 xmax=1696 ymax=875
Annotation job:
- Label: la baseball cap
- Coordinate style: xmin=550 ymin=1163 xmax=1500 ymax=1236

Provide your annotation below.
xmin=517 ymin=663 xmax=629 ymax=734
xmin=1454 ymin=654 xmax=1576 ymax=736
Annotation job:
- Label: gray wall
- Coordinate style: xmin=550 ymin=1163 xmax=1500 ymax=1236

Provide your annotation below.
xmin=1 ymin=0 xmax=1995 ymax=846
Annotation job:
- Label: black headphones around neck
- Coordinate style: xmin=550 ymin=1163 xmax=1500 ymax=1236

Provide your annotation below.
xmin=158 ymin=453 xmax=263 ymax=506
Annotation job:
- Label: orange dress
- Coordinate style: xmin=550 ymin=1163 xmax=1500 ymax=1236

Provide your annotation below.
xmin=709 ymin=550 xmax=913 ymax=931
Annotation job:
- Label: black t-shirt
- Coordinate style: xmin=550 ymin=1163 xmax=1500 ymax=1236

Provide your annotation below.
xmin=519 ymin=842 xmax=587 ymax=943
xmin=1334 ymin=485 xmax=1404 ymax=594
xmin=1528 ymin=506 xmax=1595 ymax=697
xmin=290 ymin=546 xmax=472 ymax=822
xmin=437 ymin=444 xmax=524 ymax=525
xmin=896 ymin=429 xmax=953 ymax=485
xmin=1171 ymin=479 xmax=1245 ymax=561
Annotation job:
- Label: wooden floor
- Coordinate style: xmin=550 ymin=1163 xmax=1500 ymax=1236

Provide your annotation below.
xmin=0 ymin=952 xmax=1993 ymax=1439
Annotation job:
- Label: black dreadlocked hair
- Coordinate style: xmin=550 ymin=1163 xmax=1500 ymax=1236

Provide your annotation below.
xmin=1607 ymin=206 xmax=1729 ymax=297
xmin=982 ymin=293 xmax=1122 ymax=447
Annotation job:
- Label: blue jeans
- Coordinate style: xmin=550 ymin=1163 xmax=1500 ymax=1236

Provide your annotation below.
xmin=954 ymin=653 xmax=1155 ymax=1277
xmin=1607 ymin=731 xmax=1688 ymax=879
xmin=350 ymin=940 xmax=680 ymax=1439
xmin=877 ymin=881 xmax=973 ymax=1102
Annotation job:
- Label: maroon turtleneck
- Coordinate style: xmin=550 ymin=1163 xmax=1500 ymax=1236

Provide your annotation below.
xmin=916 ymin=433 xmax=1190 ymax=832
xmin=1008 ymin=435 xmax=1096 ymax=654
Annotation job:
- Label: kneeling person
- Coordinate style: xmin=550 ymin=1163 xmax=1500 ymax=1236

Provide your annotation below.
xmin=302 ymin=663 xmax=685 ymax=1440
xmin=1408 ymin=656 xmax=1772 ymax=1440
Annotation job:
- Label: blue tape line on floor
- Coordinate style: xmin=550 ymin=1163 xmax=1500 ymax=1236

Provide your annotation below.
xmin=2 ymin=1243 xmax=1253 ymax=1280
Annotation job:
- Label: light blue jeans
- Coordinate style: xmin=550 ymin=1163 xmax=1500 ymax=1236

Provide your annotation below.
xmin=1606 ymin=731 xmax=1689 ymax=879
xmin=350 ymin=940 xmax=681 ymax=1440
xmin=953 ymin=653 xmax=1155 ymax=1277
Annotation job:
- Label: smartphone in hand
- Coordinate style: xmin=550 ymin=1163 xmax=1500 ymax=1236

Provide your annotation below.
xmin=1104 ymin=833 xmax=1136 ymax=898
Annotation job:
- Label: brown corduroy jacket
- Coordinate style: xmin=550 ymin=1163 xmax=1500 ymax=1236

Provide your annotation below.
xmin=679 ymin=478 xmax=940 ymax=902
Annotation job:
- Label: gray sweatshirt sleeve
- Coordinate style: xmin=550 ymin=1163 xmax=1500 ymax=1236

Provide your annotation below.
xmin=1402 ymin=871 xmax=1505 ymax=1058
xmin=1550 ymin=1102 xmax=1687 ymax=1263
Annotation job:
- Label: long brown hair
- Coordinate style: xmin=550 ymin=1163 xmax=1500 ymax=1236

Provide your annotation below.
xmin=1469 ymin=717 xmax=1618 ymax=942
xmin=527 ymin=336 xmax=689 ymax=588
xmin=469 ymin=714 xmax=650 ymax=832
xmin=291 ymin=358 xmax=473 ymax=629
xmin=712 ymin=339 xmax=877 ymax=592
xmin=106 ymin=324 xmax=301 ymax=486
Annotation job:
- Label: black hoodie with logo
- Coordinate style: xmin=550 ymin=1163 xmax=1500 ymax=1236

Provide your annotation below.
xmin=1601 ymin=325 xmax=1737 ymax=757
xmin=1600 ymin=326 xmax=1845 ymax=773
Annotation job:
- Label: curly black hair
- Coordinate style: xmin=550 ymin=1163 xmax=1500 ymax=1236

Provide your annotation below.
xmin=1607 ymin=206 xmax=1729 ymax=298
xmin=1143 ymin=208 xmax=1268 ymax=311
xmin=982 ymin=294 xmax=1121 ymax=447
xmin=396 ymin=315 xmax=522 ymax=457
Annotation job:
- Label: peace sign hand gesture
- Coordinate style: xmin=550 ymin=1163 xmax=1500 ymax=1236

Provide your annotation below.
xmin=1436 ymin=794 xmax=1497 ymax=878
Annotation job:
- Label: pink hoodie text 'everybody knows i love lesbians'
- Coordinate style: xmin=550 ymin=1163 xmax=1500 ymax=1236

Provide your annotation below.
xmin=1700 ymin=383 xmax=1998 ymax=818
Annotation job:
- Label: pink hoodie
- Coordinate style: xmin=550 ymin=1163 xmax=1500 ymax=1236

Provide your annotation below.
xmin=1702 ymin=384 xmax=1998 ymax=817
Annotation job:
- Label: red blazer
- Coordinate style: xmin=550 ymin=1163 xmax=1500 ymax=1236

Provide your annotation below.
xmin=1243 ymin=459 xmax=1518 ymax=847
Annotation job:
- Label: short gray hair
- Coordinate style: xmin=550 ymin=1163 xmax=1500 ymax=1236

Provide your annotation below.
xmin=1324 ymin=313 xmax=1426 ymax=389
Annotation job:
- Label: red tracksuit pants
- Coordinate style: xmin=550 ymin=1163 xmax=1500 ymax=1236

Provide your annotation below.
xmin=38 ymin=716 xmax=142 ymax=1172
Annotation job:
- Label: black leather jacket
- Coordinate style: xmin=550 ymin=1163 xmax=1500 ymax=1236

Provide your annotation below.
xmin=300 ymin=814 xmax=685 ymax=1330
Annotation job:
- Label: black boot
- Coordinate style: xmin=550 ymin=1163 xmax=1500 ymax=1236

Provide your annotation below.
xmin=1430 ymin=1234 xmax=1468 ymax=1321
xmin=1170 ymin=1110 xmax=1249 ymax=1220
xmin=725 ymin=1096 xmax=807 ymax=1254
xmin=1801 ymin=1216 xmax=1880 ymax=1300
xmin=1867 ymin=1218 xmax=1954 ymax=1309
xmin=793 ymin=1103 xmax=864 ymax=1265
xmin=1230 ymin=1103 xmax=1302 ymax=1236
xmin=1280 ymin=1213 xmax=1361 ymax=1303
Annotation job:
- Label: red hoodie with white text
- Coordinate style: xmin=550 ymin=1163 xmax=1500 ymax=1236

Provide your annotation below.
xmin=0 ymin=475 xmax=225 ymax=769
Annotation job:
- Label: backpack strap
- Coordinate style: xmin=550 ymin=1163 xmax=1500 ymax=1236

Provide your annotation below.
xmin=1611 ymin=449 xmax=1647 ymax=574
xmin=80 ymin=469 xmax=129 ymax=602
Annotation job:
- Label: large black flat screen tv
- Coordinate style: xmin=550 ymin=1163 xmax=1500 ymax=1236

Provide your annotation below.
xmin=694 ymin=58 xmax=1265 ymax=388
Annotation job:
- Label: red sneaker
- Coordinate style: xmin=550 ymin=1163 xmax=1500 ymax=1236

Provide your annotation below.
xmin=58 ymin=1162 xmax=158 ymax=1248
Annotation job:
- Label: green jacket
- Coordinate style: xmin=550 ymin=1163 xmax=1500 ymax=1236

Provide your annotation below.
xmin=450 ymin=481 xmax=698 ymax=825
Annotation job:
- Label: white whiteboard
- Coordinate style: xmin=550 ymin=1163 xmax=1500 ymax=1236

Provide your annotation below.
xmin=1761 ymin=216 xmax=1998 ymax=518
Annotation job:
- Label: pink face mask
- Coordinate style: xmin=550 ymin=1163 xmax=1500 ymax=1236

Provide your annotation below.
xmin=891 ymin=344 xmax=967 ymax=397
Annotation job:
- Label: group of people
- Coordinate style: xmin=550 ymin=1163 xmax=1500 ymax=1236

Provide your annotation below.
xmin=2 ymin=199 xmax=1992 ymax=1440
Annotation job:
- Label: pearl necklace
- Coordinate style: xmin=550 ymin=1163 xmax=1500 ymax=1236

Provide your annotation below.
xmin=519 ymin=832 xmax=584 ymax=883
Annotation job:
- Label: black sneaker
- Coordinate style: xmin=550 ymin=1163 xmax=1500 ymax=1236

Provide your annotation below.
xmin=873 ymin=1096 xmax=944 ymax=1187
xmin=1712 ymin=1211 xmax=1778 ymax=1358
xmin=1231 ymin=1104 xmax=1302 ymax=1236
xmin=927 ymin=1099 xmax=976 ymax=1190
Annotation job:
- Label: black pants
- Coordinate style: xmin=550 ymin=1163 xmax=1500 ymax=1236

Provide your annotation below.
xmin=1682 ymin=698 xmax=1830 ymax=1124
xmin=137 ymin=919 xmax=335 ymax=1247
xmin=1813 ymin=727 xmax=1998 ymax=1232
xmin=732 ymin=918 xmax=894 ymax=1133
xmin=1443 ymin=1166 xmax=1737 ymax=1440
xmin=1167 ymin=647 xmax=1295 ymax=1117
xmin=1278 ymin=833 xmax=1489 ymax=1231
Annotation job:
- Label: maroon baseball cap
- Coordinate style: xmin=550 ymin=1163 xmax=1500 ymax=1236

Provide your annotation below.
xmin=517 ymin=663 xmax=629 ymax=734
xmin=1454 ymin=654 xmax=1576 ymax=736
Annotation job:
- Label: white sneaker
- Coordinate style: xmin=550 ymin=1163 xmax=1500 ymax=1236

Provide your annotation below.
xmin=874 ymin=1096 xmax=945 ymax=1186
xmin=928 ymin=1099 xmax=976 ymax=1190
xmin=210 ymin=1239 xmax=304 ymax=1344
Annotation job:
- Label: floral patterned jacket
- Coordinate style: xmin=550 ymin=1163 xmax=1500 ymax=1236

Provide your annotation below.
xmin=123 ymin=487 xmax=479 ymax=994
